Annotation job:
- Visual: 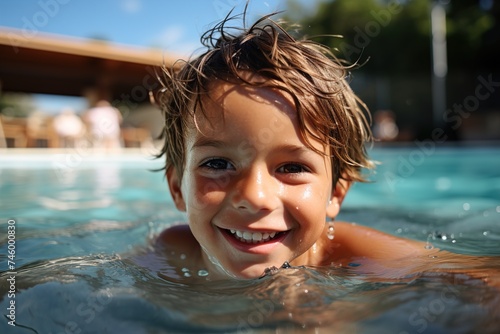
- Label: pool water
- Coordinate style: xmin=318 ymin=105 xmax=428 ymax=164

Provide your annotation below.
xmin=1 ymin=147 xmax=499 ymax=333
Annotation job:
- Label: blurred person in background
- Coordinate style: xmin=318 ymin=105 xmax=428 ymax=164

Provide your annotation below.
xmin=53 ymin=108 xmax=85 ymax=148
xmin=373 ymin=109 xmax=399 ymax=142
xmin=83 ymin=100 xmax=123 ymax=150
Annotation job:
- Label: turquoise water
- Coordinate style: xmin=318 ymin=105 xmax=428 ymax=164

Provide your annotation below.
xmin=1 ymin=147 xmax=499 ymax=333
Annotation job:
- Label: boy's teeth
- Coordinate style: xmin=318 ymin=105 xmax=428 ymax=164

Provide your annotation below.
xmin=229 ymin=229 xmax=278 ymax=243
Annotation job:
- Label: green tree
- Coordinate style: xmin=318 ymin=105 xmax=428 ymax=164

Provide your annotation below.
xmin=445 ymin=0 xmax=496 ymax=71
xmin=284 ymin=0 xmax=499 ymax=140
xmin=285 ymin=0 xmax=497 ymax=73
xmin=285 ymin=0 xmax=431 ymax=73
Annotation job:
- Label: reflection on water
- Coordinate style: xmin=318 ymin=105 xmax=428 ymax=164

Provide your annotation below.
xmin=38 ymin=166 xmax=122 ymax=211
xmin=93 ymin=165 xmax=121 ymax=197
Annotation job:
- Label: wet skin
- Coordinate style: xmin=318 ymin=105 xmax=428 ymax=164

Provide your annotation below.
xmin=166 ymin=81 xmax=346 ymax=279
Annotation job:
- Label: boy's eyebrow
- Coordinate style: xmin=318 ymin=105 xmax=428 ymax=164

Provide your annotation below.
xmin=274 ymin=144 xmax=328 ymax=159
xmin=190 ymin=137 xmax=226 ymax=150
xmin=274 ymin=144 xmax=314 ymax=154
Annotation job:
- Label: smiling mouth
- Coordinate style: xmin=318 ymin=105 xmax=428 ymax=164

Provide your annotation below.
xmin=226 ymin=229 xmax=285 ymax=244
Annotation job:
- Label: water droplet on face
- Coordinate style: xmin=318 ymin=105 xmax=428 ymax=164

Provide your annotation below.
xmin=197 ymin=269 xmax=209 ymax=277
xmin=182 ymin=267 xmax=191 ymax=277
xmin=425 ymin=243 xmax=434 ymax=250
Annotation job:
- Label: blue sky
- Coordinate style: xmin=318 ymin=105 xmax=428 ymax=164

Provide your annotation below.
xmin=1 ymin=0 xmax=320 ymax=113
xmin=1 ymin=0 xmax=319 ymax=55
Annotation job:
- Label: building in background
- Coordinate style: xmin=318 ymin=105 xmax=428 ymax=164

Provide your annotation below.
xmin=0 ymin=27 xmax=177 ymax=148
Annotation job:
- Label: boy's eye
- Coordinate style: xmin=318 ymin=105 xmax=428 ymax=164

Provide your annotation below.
xmin=201 ymin=158 xmax=234 ymax=170
xmin=277 ymin=163 xmax=308 ymax=174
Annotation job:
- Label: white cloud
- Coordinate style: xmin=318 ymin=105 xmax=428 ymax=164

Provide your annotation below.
xmin=121 ymin=0 xmax=141 ymax=13
xmin=158 ymin=26 xmax=184 ymax=45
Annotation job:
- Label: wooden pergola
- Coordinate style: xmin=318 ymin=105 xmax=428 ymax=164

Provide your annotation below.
xmin=0 ymin=27 xmax=180 ymax=148
xmin=0 ymin=26 xmax=178 ymax=104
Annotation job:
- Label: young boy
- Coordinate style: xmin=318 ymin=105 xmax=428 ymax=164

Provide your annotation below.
xmin=155 ymin=13 xmax=498 ymax=283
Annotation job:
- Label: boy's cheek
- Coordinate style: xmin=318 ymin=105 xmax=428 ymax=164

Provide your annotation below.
xmin=187 ymin=187 xmax=225 ymax=212
xmin=187 ymin=193 xmax=211 ymax=211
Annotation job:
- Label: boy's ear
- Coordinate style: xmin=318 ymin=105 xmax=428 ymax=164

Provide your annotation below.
xmin=326 ymin=178 xmax=351 ymax=219
xmin=166 ymin=166 xmax=186 ymax=212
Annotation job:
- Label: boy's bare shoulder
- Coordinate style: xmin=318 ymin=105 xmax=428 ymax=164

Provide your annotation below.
xmin=332 ymin=221 xmax=432 ymax=260
xmin=156 ymin=224 xmax=199 ymax=252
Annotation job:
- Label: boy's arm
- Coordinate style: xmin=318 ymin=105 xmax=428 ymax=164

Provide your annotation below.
xmin=330 ymin=222 xmax=500 ymax=287
xmin=331 ymin=221 xmax=435 ymax=262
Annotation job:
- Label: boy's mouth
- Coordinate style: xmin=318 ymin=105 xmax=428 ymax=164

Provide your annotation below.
xmin=225 ymin=229 xmax=284 ymax=244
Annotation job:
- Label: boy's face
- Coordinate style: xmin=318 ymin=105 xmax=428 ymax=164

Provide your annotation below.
xmin=167 ymin=80 xmax=345 ymax=279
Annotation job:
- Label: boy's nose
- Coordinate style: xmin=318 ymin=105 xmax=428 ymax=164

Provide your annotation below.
xmin=231 ymin=166 xmax=279 ymax=213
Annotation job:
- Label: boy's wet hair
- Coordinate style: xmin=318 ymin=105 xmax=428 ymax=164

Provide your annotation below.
xmin=157 ymin=10 xmax=374 ymax=183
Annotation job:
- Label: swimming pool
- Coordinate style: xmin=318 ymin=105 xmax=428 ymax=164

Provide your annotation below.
xmin=1 ymin=146 xmax=499 ymax=333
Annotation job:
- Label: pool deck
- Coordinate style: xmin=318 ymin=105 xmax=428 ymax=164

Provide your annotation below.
xmin=0 ymin=148 xmax=163 ymax=166
xmin=0 ymin=147 xmax=158 ymax=155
